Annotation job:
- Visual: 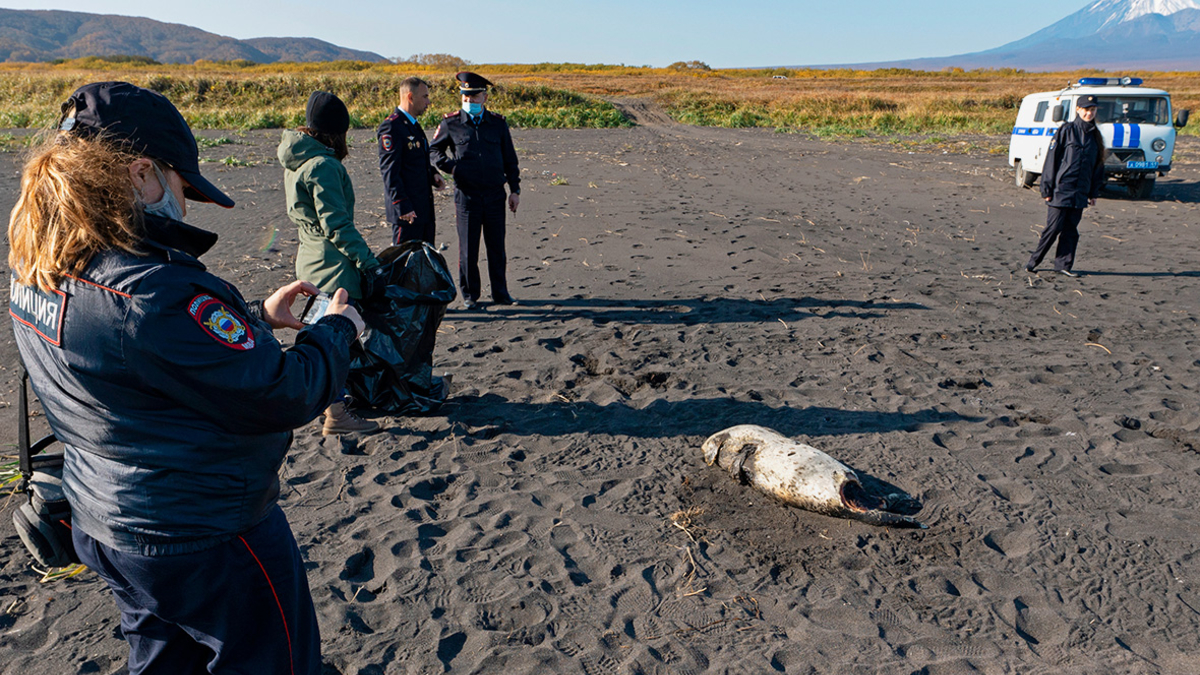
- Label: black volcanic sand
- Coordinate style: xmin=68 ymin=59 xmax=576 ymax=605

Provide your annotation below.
xmin=2 ymin=120 xmax=1200 ymax=675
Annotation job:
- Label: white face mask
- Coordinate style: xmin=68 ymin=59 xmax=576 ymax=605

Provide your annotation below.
xmin=138 ymin=163 xmax=184 ymax=222
xmin=462 ymin=101 xmax=483 ymax=116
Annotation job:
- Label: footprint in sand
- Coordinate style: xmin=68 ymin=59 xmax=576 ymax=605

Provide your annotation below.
xmin=452 ymin=574 xmax=518 ymax=605
xmin=579 ymin=653 xmax=622 ymax=675
xmin=409 ymin=475 xmax=455 ymax=501
xmin=1011 ymin=596 xmax=1071 ymax=650
xmin=1099 ymin=461 xmax=1163 ymax=476
xmin=339 ymin=545 xmax=375 ymax=583
xmin=982 ymin=522 xmax=1039 ymax=558
xmin=979 ymin=474 xmax=1035 ymax=504
xmin=474 ymin=591 xmax=554 ymax=633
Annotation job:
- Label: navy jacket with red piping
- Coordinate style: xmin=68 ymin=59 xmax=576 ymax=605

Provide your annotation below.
xmin=11 ymin=214 xmax=357 ymax=555
xmin=377 ymin=108 xmax=438 ymax=229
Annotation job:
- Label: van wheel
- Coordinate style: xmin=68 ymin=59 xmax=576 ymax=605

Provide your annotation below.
xmin=1127 ymin=177 xmax=1155 ymax=199
xmin=1014 ymin=161 xmax=1037 ymax=188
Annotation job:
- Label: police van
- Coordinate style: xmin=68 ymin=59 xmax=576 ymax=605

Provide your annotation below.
xmin=1008 ymin=77 xmax=1189 ymax=199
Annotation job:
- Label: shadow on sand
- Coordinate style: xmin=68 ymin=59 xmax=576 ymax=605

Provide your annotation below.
xmin=438 ymin=394 xmax=977 ymax=440
xmin=451 ymin=296 xmax=930 ymax=324
xmin=1101 ymin=179 xmax=1200 ymax=204
xmin=1070 ymin=270 xmax=1200 ymax=278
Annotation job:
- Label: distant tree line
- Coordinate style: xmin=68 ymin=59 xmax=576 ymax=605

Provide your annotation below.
xmin=668 ymin=61 xmax=711 ymax=72
xmin=391 ymin=54 xmax=471 ymax=69
xmin=49 ymin=54 xmax=161 ymax=66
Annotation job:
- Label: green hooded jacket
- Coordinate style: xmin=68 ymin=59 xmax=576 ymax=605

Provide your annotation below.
xmin=278 ymin=129 xmax=379 ymax=299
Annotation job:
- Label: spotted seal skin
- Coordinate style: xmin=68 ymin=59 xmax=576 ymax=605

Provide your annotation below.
xmin=702 ymin=425 xmax=926 ymax=529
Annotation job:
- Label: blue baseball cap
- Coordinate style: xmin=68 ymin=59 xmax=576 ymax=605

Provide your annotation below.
xmin=59 ymin=81 xmax=234 ymax=208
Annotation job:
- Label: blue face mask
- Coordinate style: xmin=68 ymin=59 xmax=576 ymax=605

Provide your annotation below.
xmin=462 ymin=101 xmax=483 ymax=116
xmin=139 ymin=163 xmax=184 ymax=222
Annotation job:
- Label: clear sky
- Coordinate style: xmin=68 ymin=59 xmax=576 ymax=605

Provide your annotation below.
xmin=3 ymin=0 xmax=1098 ymax=66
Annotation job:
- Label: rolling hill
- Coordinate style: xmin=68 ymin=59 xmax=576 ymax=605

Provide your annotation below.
xmin=0 ymin=8 xmax=387 ymax=63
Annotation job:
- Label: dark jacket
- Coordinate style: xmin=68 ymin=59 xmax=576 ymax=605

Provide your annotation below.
xmin=377 ymin=108 xmax=437 ymax=228
xmin=11 ymin=214 xmax=358 ymax=556
xmin=1041 ymin=117 xmax=1106 ymax=208
xmin=430 ymin=110 xmax=520 ymax=194
xmin=278 ymin=129 xmax=379 ymax=299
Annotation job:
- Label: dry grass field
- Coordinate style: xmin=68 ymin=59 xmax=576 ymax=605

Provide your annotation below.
xmin=0 ymin=59 xmax=1197 ymax=138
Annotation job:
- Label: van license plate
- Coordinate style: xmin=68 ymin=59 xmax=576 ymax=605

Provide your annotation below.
xmin=1126 ymin=160 xmax=1159 ymax=170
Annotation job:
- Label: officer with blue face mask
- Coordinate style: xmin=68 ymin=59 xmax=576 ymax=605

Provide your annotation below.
xmin=137 ymin=161 xmax=186 ymax=221
xmin=430 ymin=71 xmax=522 ymax=309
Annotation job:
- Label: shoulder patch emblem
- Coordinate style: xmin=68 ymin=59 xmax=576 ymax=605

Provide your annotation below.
xmin=188 ymin=295 xmax=255 ymax=351
xmin=381 ymin=134 xmax=393 ymax=152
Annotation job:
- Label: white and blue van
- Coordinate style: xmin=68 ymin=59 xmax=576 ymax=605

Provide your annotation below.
xmin=1008 ymin=77 xmax=1189 ymax=199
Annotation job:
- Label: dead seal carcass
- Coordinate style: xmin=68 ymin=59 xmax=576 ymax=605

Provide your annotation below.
xmin=702 ymin=425 xmax=926 ymax=528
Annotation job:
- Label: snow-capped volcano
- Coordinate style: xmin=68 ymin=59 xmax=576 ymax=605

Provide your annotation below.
xmin=1011 ymin=0 xmax=1200 ymax=44
xmin=829 ymin=0 xmax=1200 ymax=71
xmin=1094 ymin=0 xmax=1200 ymax=28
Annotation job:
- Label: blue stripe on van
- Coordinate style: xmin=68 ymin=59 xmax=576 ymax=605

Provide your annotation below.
xmin=1113 ymin=124 xmax=1125 ymax=147
xmin=1011 ymin=127 xmax=1057 ymax=137
xmin=1129 ymin=124 xmax=1141 ymax=147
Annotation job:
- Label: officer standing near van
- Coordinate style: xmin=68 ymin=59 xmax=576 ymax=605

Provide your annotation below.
xmin=430 ymin=71 xmax=521 ymax=309
xmin=1025 ymin=95 xmax=1106 ymax=277
xmin=377 ymin=76 xmax=444 ymax=244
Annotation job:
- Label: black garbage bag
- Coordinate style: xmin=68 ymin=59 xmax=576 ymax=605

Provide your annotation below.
xmin=346 ymin=240 xmax=457 ymax=414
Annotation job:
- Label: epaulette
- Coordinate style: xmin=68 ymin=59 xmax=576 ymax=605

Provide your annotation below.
xmin=444 ymin=111 xmax=459 ymax=118
xmin=383 ymin=112 xmax=400 ymax=122
xmin=489 ymin=111 xmax=506 ymax=120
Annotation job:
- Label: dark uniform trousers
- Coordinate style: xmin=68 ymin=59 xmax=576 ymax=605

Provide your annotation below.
xmin=456 ymin=185 xmax=509 ymax=302
xmin=1028 ymin=205 xmax=1084 ymax=272
xmin=73 ymin=507 xmax=321 ymax=675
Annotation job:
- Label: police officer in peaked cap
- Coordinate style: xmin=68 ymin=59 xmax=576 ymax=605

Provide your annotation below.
xmin=430 ymin=71 xmax=522 ymax=309
xmin=1026 ymin=94 xmax=1106 ymax=277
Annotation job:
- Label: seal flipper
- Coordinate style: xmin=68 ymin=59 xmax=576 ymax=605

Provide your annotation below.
xmin=851 ymin=509 xmax=928 ymax=529
xmin=841 ymin=479 xmax=927 ymax=529
xmin=729 ymin=442 xmax=757 ymax=485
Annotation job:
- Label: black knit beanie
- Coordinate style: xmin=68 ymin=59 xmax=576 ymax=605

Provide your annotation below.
xmin=305 ymin=91 xmax=349 ymax=135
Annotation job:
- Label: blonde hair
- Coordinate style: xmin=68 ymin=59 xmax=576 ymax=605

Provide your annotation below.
xmin=8 ymin=132 xmax=145 ymax=292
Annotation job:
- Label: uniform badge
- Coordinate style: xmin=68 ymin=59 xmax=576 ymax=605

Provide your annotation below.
xmin=188 ymin=294 xmax=255 ymax=351
xmin=381 ymin=134 xmax=393 ymax=151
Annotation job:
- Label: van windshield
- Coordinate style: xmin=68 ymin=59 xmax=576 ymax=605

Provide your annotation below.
xmin=1093 ymin=96 xmax=1170 ymax=125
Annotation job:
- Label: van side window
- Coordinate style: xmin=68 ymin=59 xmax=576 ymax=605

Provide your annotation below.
xmin=1033 ymin=101 xmax=1049 ymax=123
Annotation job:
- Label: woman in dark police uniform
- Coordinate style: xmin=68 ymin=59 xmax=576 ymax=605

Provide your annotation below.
xmin=7 ymin=82 xmax=363 ymax=674
xmin=1025 ymin=94 xmax=1106 ymax=277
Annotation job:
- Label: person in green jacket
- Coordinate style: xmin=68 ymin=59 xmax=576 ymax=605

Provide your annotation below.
xmin=278 ymin=91 xmax=380 ymax=435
